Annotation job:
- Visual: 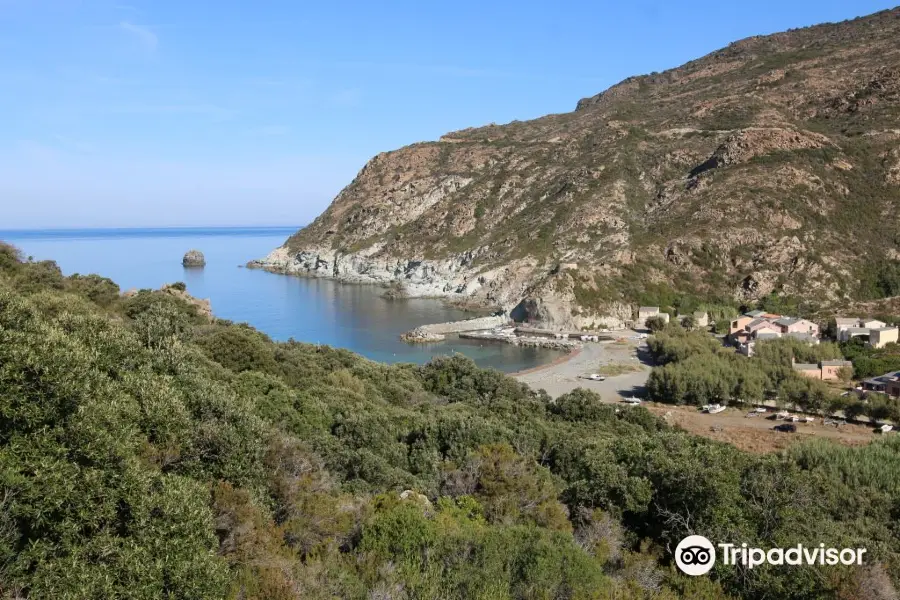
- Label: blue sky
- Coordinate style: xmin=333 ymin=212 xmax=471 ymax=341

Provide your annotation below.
xmin=1 ymin=0 xmax=896 ymax=228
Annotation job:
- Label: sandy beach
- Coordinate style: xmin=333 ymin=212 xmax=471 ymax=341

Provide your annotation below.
xmin=514 ymin=335 xmax=651 ymax=399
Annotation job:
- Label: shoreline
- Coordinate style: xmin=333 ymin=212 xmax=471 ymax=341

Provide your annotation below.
xmin=247 ymin=260 xmax=501 ymax=311
xmin=514 ymin=336 xmax=652 ymax=400
xmin=511 ymin=346 xmax=583 ymax=376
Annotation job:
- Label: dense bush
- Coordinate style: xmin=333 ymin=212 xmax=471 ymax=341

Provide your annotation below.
xmin=841 ymin=337 xmax=900 ymax=378
xmin=0 ymin=248 xmax=897 ymax=599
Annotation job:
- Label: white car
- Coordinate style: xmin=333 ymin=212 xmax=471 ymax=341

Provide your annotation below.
xmin=587 ymin=373 xmax=606 ymax=381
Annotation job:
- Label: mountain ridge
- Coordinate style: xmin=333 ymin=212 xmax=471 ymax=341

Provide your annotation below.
xmin=254 ymin=7 xmax=900 ymax=327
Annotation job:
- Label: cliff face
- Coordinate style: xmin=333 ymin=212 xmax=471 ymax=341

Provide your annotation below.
xmin=256 ymin=8 xmax=900 ymax=327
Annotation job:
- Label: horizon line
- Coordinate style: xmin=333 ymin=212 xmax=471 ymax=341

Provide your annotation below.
xmin=0 ymin=224 xmax=304 ymax=233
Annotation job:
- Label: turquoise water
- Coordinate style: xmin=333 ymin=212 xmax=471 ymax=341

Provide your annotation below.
xmin=0 ymin=227 xmax=562 ymax=372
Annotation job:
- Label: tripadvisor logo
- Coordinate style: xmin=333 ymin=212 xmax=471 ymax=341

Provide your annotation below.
xmin=675 ymin=535 xmax=716 ymax=576
xmin=675 ymin=535 xmax=867 ymax=576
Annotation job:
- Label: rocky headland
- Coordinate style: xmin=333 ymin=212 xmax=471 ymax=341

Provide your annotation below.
xmin=253 ymin=8 xmax=900 ymax=328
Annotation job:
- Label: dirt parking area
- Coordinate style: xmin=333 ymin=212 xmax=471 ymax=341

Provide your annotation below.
xmin=643 ymin=403 xmax=875 ymax=452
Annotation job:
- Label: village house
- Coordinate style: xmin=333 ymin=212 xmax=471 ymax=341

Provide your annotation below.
xmin=677 ymin=311 xmax=710 ymax=328
xmin=793 ymin=359 xmax=852 ymax=381
xmin=730 ymin=311 xmax=823 ymax=349
xmin=869 ymin=327 xmax=899 ymax=349
xmin=839 ymin=327 xmax=871 ymax=343
xmin=738 ymin=330 xmax=784 ymax=356
xmin=733 ymin=330 xmax=752 ymax=345
xmin=834 ymin=317 xmax=860 ymax=334
xmin=834 ymin=317 xmax=895 ymax=342
xmin=693 ymin=311 xmax=709 ymax=328
xmin=729 ymin=315 xmax=754 ymax=335
xmin=860 ymin=318 xmax=887 ymax=330
xmin=793 ymin=363 xmax=821 ymax=378
xmin=862 ymin=371 xmax=900 ymax=397
xmin=821 ymin=360 xmax=853 ymax=380
xmin=638 ymin=306 xmax=669 ymax=327
xmin=747 ymin=318 xmax=780 ymax=335
xmin=774 ymin=317 xmax=819 ymax=337
xmin=755 ymin=330 xmax=781 ymax=341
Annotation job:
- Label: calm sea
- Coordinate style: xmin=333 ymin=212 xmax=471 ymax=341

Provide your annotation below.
xmin=0 ymin=227 xmax=561 ymax=372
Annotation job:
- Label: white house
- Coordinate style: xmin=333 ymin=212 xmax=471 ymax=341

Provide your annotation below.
xmin=840 ymin=327 xmax=871 ymax=343
xmin=834 ymin=317 xmax=860 ymax=335
xmin=870 ymin=327 xmax=899 ymax=349
xmin=638 ymin=306 xmax=669 ymax=327
xmin=861 ymin=318 xmax=888 ymax=330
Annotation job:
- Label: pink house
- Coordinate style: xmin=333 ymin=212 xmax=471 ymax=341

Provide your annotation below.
xmin=747 ymin=318 xmax=778 ymax=334
xmin=729 ymin=315 xmax=754 ymax=335
xmin=774 ymin=317 xmax=820 ymax=337
xmin=795 ymin=360 xmax=852 ymax=381
xmin=752 ymin=324 xmax=782 ymax=339
xmin=820 ymin=360 xmax=853 ymax=381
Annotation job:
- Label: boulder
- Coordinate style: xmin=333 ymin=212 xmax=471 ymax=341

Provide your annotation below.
xmin=399 ymin=490 xmax=433 ymax=508
xmin=182 ymin=249 xmax=206 ymax=268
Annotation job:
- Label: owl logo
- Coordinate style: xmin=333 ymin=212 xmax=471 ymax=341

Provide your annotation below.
xmin=675 ymin=535 xmax=716 ymax=575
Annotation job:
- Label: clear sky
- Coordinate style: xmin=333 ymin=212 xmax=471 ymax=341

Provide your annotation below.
xmin=1 ymin=0 xmax=896 ymax=228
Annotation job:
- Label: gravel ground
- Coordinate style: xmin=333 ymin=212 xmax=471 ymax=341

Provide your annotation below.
xmin=514 ymin=335 xmax=651 ymax=400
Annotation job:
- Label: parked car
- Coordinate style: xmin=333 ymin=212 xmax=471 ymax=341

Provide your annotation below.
xmin=773 ymin=423 xmax=797 ymax=433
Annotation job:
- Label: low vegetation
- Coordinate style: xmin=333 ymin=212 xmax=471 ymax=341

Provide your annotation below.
xmin=597 ymin=362 xmax=645 ymax=377
xmin=1 ymin=243 xmax=899 ymax=599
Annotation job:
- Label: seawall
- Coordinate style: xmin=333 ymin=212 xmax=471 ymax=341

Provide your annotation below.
xmin=401 ymin=315 xmax=508 ymax=342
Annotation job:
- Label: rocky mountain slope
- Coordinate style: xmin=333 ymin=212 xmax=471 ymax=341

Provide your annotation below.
xmin=255 ymin=8 xmax=900 ymax=328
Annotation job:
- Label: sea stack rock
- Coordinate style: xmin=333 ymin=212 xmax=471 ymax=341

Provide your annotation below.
xmin=182 ymin=249 xmax=206 ymax=268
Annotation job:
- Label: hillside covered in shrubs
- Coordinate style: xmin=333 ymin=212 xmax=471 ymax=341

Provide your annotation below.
xmin=0 ymin=242 xmax=898 ymax=599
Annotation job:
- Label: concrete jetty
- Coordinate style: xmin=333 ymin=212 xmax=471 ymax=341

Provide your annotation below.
xmin=401 ymin=315 xmax=508 ymax=342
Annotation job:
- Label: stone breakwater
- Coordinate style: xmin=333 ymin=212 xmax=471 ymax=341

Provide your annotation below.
xmin=400 ymin=315 xmax=508 ymax=343
xmin=458 ymin=331 xmax=581 ymax=351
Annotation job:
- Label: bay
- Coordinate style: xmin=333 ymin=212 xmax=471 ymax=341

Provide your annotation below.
xmin=0 ymin=227 xmax=563 ymax=372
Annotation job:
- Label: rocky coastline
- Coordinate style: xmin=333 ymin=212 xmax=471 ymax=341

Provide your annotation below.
xmin=248 ymin=246 xmax=632 ymax=330
xmin=247 ymin=245 xmax=503 ymax=302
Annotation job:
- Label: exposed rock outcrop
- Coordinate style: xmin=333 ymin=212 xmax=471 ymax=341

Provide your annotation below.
xmin=182 ymin=250 xmax=206 ymax=268
xmin=689 ymin=128 xmax=832 ymax=177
